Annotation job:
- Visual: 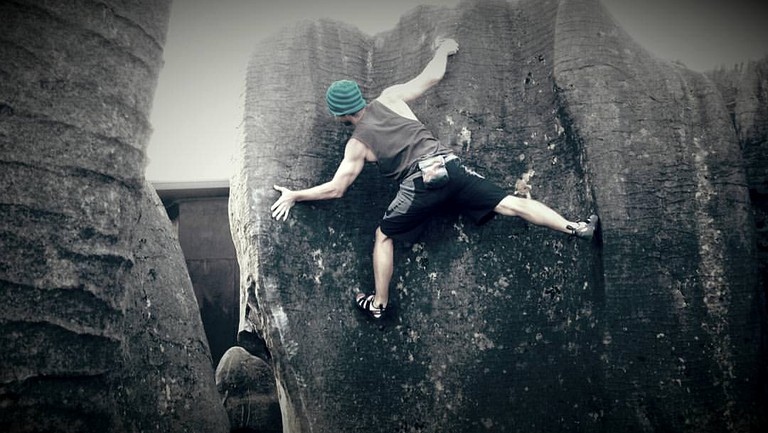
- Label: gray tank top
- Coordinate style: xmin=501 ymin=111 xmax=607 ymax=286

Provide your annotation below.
xmin=352 ymin=100 xmax=451 ymax=182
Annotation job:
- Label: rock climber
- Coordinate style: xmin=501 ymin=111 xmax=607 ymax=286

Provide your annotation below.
xmin=270 ymin=38 xmax=598 ymax=319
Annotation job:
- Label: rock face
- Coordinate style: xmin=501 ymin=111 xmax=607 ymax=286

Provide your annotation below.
xmin=708 ymin=58 xmax=768 ymax=298
xmin=215 ymin=347 xmax=282 ymax=432
xmin=0 ymin=1 xmax=229 ymax=432
xmin=230 ymin=0 xmax=765 ymax=432
xmin=553 ymin=2 xmax=765 ymax=431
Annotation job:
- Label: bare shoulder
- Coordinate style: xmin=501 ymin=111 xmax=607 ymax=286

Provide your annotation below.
xmin=346 ymin=137 xmax=377 ymax=162
xmin=374 ymin=92 xmax=418 ymax=121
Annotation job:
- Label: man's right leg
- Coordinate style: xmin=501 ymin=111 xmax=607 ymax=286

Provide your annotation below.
xmin=372 ymin=226 xmax=393 ymax=308
xmin=355 ymin=226 xmax=392 ymax=318
xmin=358 ymin=177 xmax=431 ymax=317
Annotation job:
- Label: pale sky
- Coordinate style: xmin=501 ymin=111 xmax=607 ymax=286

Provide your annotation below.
xmin=146 ymin=0 xmax=768 ymax=183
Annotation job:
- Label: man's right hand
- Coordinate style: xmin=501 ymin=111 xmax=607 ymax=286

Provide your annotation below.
xmin=271 ymin=185 xmax=296 ymax=221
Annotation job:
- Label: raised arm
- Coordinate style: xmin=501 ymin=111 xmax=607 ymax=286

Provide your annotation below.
xmin=271 ymin=138 xmax=369 ymax=221
xmin=379 ymin=38 xmax=459 ymax=103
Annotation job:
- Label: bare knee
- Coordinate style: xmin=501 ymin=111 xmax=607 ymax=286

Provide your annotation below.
xmin=375 ymin=226 xmax=391 ymax=244
xmin=494 ymin=195 xmax=525 ymax=217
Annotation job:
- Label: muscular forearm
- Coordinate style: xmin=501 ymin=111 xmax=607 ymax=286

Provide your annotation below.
xmin=271 ymin=180 xmax=343 ymax=221
xmin=293 ymin=180 xmax=345 ymax=202
xmin=385 ymin=39 xmax=458 ymax=102
xmin=421 ymin=48 xmax=451 ymax=84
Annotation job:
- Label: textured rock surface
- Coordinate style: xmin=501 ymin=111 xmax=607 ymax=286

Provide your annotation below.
xmin=230 ymin=0 xmax=765 ymax=432
xmin=553 ymin=2 xmax=764 ymax=431
xmin=0 ymin=1 xmax=229 ymax=432
xmin=216 ymin=347 xmax=282 ymax=432
xmin=709 ymin=57 xmax=768 ymax=297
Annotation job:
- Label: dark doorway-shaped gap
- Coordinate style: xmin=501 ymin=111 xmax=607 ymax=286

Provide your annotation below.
xmin=155 ymin=180 xmax=239 ymax=367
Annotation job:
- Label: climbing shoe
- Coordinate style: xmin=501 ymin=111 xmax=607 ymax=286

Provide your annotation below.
xmin=567 ymin=214 xmax=599 ymax=240
xmin=355 ymin=293 xmax=386 ymax=319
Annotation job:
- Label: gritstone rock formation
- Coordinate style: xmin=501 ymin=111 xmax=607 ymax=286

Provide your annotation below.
xmin=216 ymin=346 xmax=282 ymax=432
xmin=709 ymin=58 xmax=768 ymax=291
xmin=229 ymin=0 xmax=766 ymax=432
xmin=0 ymin=1 xmax=229 ymax=432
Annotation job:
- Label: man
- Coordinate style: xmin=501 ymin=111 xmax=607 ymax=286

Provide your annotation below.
xmin=271 ymin=38 xmax=598 ymax=319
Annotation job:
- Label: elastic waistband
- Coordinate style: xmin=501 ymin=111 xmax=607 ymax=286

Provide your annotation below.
xmin=401 ymin=153 xmax=459 ymax=183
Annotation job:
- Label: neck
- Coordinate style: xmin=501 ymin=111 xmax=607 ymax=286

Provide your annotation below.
xmin=348 ymin=107 xmax=366 ymax=125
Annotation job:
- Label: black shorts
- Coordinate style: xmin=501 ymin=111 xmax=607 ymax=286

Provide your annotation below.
xmin=380 ymin=158 xmax=508 ymax=243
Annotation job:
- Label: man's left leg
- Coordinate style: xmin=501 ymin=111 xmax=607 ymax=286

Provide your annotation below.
xmin=494 ymin=194 xmax=596 ymax=238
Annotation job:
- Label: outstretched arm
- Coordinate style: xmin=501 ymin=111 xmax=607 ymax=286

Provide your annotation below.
xmin=379 ymin=38 xmax=459 ymax=103
xmin=271 ymin=138 xmax=368 ymax=221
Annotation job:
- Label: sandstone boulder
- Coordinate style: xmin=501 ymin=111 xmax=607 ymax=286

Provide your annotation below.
xmin=0 ymin=1 xmax=229 ymax=431
xmin=229 ymin=0 xmax=765 ymax=432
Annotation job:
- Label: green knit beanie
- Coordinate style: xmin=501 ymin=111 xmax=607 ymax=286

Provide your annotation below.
xmin=325 ymin=80 xmax=366 ymax=116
